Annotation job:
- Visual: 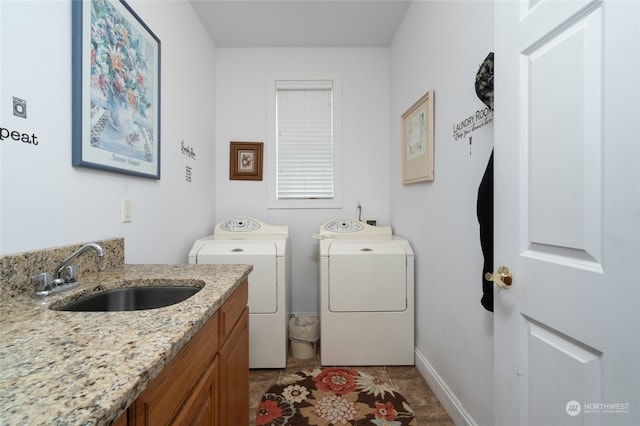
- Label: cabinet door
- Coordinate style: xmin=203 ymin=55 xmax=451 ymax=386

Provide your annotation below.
xmin=219 ymin=281 xmax=248 ymax=343
xmin=218 ymin=307 xmax=249 ymax=426
xmin=132 ymin=313 xmax=219 ymax=426
xmin=172 ymin=356 xmax=219 ymax=426
xmin=112 ymin=410 xmax=128 ymax=426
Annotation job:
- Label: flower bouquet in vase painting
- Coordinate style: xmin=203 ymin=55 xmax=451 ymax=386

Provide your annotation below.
xmin=90 ymin=0 xmax=152 ymax=140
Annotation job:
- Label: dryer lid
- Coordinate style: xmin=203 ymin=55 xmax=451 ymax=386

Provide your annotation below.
xmin=327 ymin=241 xmax=407 ymax=256
xmin=194 ymin=241 xmax=278 ymax=256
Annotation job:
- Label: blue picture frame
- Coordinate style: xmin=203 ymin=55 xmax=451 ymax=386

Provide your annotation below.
xmin=72 ymin=0 xmax=161 ymax=179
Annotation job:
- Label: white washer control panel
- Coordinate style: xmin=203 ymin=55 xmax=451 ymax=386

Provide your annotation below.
xmin=318 ymin=218 xmax=393 ymax=237
xmin=324 ymin=219 xmax=364 ymax=233
xmin=214 ymin=217 xmax=289 ymax=236
xmin=219 ymin=217 xmax=261 ymax=232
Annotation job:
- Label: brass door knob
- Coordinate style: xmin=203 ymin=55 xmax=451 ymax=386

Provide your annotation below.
xmin=485 ymin=266 xmax=513 ymax=289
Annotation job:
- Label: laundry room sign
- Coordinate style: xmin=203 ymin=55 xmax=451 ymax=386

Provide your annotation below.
xmin=452 ymin=107 xmax=493 ymax=155
xmin=180 ymin=140 xmax=196 ymax=182
xmin=452 ymin=107 xmax=493 ymax=142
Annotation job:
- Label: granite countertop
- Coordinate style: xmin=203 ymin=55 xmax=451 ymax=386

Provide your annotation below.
xmin=0 ymin=263 xmax=252 ymax=425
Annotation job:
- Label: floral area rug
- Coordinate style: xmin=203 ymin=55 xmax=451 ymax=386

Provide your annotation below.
xmin=256 ymin=367 xmax=417 ymax=425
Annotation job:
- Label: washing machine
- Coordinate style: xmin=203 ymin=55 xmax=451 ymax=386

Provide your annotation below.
xmin=317 ymin=218 xmax=414 ymax=366
xmin=189 ymin=217 xmax=290 ymax=368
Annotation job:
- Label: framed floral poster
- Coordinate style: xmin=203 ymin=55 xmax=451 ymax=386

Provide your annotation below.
xmin=72 ymin=0 xmax=161 ymax=179
xmin=230 ymin=142 xmax=263 ymax=180
xmin=401 ymin=90 xmax=434 ymax=183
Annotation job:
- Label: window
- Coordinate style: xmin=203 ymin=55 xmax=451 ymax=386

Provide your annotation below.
xmin=267 ymin=73 xmax=342 ymax=208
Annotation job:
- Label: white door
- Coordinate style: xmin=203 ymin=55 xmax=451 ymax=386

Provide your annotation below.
xmin=494 ymin=1 xmax=639 ymax=425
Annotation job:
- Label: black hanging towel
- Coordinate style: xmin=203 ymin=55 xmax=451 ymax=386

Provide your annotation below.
xmin=477 ymin=150 xmax=494 ymax=312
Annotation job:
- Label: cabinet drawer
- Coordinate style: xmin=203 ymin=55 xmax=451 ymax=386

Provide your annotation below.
xmin=133 ymin=312 xmax=219 ymax=426
xmin=219 ymin=279 xmax=248 ymax=345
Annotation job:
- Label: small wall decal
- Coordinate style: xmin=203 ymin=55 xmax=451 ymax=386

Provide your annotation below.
xmin=452 ymin=107 xmax=493 ymax=143
xmin=13 ymin=97 xmax=27 ymax=118
xmin=0 ymin=126 xmax=39 ymax=145
xmin=180 ymin=141 xmax=195 ymax=182
xmin=180 ymin=140 xmax=196 ymax=160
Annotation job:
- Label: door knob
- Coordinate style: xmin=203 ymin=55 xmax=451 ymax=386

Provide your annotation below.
xmin=485 ymin=266 xmax=512 ymax=289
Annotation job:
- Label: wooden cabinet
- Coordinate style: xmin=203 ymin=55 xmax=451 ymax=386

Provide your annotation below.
xmin=131 ymin=312 xmax=220 ymax=426
xmin=219 ymin=307 xmax=249 ymax=425
xmin=117 ymin=280 xmax=248 ymax=426
xmin=172 ymin=356 xmax=219 ymax=426
xmin=219 ymin=280 xmax=249 ymax=426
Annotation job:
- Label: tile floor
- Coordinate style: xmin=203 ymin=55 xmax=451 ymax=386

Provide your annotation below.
xmin=249 ymin=351 xmax=455 ymax=425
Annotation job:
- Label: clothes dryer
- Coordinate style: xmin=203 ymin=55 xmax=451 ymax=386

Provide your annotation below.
xmin=317 ymin=218 xmax=414 ymax=365
xmin=189 ymin=217 xmax=290 ymax=368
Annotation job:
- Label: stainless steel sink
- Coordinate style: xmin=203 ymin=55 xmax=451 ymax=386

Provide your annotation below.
xmin=55 ymin=286 xmax=202 ymax=312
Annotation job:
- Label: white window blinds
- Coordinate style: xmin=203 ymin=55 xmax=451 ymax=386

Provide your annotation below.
xmin=276 ymin=80 xmax=334 ymax=199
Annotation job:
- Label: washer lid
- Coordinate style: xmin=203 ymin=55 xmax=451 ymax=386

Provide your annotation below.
xmin=327 ymin=241 xmax=407 ymax=256
xmin=194 ymin=241 xmax=277 ymax=256
xmin=190 ymin=234 xmax=289 ymax=257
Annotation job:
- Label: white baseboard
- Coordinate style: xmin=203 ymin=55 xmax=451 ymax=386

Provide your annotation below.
xmin=414 ymin=348 xmax=477 ymax=426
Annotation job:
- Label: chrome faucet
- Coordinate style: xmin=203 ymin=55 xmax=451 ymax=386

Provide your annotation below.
xmin=55 ymin=243 xmax=104 ymax=283
xmin=32 ymin=243 xmax=105 ymax=297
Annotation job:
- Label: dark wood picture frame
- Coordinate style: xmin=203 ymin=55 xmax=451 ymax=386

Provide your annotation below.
xmin=230 ymin=142 xmax=263 ymax=180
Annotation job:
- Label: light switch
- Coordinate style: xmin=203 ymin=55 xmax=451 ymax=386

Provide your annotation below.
xmin=122 ymin=199 xmax=132 ymax=223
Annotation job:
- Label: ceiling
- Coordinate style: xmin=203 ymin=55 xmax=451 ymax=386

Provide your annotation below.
xmin=189 ymin=0 xmax=412 ymax=47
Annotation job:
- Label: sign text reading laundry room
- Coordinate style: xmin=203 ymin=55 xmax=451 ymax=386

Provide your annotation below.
xmin=452 ymin=107 xmax=493 ymax=141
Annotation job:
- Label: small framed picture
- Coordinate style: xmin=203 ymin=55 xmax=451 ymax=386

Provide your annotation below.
xmin=230 ymin=142 xmax=263 ymax=180
xmin=401 ymin=90 xmax=434 ymax=183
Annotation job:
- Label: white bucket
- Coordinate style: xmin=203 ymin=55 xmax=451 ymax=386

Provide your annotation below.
xmin=289 ymin=315 xmax=319 ymax=359
xmin=290 ymin=339 xmax=316 ymax=359
xmin=289 ymin=315 xmax=319 ymax=341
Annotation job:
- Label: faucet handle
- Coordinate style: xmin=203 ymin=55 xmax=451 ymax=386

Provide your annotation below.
xmin=32 ymin=272 xmax=52 ymax=294
xmin=56 ymin=265 xmax=78 ymax=284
